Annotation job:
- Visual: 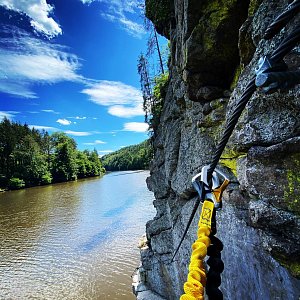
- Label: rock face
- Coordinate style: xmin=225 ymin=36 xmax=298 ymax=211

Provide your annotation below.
xmin=140 ymin=0 xmax=300 ymax=299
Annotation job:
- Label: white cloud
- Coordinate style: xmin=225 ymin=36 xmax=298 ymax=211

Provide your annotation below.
xmin=0 ymin=0 xmax=62 ymax=38
xmin=0 ymin=79 xmax=37 ymax=98
xmin=98 ymin=150 xmax=114 ymax=154
xmin=108 ymin=104 xmax=144 ymax=118
xmin=80 ymin=0 xmax=93 ymax=4
xmin=81 ymin=0 xmax=145 ymax=38
xmin=67 ymin=116 xmax=87 ymax=120
xmin=56 ymin=118 xmax=72 ymax=126
xmin=0 ymin=27 xmax=84 ymax=98
xmin=29 ymin=125 xmax=58 ymax=131
xmin=81 ymin=80 xmax=144 ymax=118
xmin=83 ymin=139 xmax=106 ymax=145
xmin=0 ymin=110 xmax=19 ymax=120
xmin=95 ymin=139 xmax=106 ymax=144
xmin=64 ymin=130 xmax=92 ymax=136
xmin=73 ymin=116 xmax=87 ymax=120
xmin=82 ymin=81 xmax=141 ymax=105
xmin=123 ymin=122 xmax=148 ymax=132
xmin=41 ymin=109 xmax=60 ymax=114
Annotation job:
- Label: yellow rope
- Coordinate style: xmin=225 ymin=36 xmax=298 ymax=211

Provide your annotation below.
xmin=180 ymin=200 xmax=214 ymax=300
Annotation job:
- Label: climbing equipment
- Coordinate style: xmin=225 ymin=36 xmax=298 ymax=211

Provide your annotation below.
xmin=178 ymin=167 xmax=228 ymax=300
xmin=180 ymin=201 xmax=213 ymax=300
xmin=171 ymin=167 xmax=229 ymax=263
xmin=173 ymin=2 xmax=300 ymax=299
xmin=255 ymin=55 xmax=300 ymax=93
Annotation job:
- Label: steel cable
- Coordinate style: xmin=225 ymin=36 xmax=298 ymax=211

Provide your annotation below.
xmin=264 ymin=0 xmax=300 ymax=40
xmin=174 ymin=4 xmax=300 ymax=300
xmin=207 ymin=26 xmax=300 ymax=179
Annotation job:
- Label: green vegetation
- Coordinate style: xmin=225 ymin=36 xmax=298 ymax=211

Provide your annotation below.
xmin=274 ymin=252 xmax=300 ymax=279
xmin=8 ymin=178 xmax=25 ymax=190
xmin=145 ymin=0 xmax=171 ymax=37
xmin=0 ymin=118 xmax=105 ymax=190
xmin=283 ymin=153 xmax=300 ymax=215
xmin=150 ymin=72 xmax=169 ymax=132
xmin=101 ymin=140 xmax=153 ymax=171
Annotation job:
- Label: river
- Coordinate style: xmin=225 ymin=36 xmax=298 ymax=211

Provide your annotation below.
xmin=0 ymin=171 xmax=155 ymax=300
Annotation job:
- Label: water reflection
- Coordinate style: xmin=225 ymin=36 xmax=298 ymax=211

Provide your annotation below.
xmin=0 ymin=171 xmax=155 ymax=299
xmin=80 ymin=220 xmax=122 ymax=253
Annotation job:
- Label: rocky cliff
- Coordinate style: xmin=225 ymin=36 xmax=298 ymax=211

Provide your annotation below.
xmin=137 ymin=1 xmax=300 ymax=299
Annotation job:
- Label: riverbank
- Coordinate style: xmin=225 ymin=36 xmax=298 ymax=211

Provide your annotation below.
xmin=0 ymin=172 xmax=105 ymax=192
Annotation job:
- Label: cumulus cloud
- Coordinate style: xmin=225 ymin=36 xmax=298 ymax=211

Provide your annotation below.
xmin=123 ymin=122 xmax=148 ymax=132
xmin=64 ymin=130 xmax=92 ymax=136
xmin=81 ymin=80 xmax=144 ymax=118
xmin=0 ymin=27 xmax=84 ymax=98
xmin=0 ymin=0 xmax=62 ymax=38
xmin=56 ymin=118 xmax=72 ymax=126
xmin=81 ymin=0 xmax=145 ymax=38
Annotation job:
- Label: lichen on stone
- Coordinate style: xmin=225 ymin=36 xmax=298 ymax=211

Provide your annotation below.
xmin=219 ymin=147 xmax=247 ymax=176
xmin=248 ymin=0 xmax=264 ymax=17
xmin=284 ymin=153 xmax=300 ymax=215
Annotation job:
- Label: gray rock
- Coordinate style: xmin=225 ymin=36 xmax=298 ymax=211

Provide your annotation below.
xmin=138 ymin=0 xmax=300 ymax=299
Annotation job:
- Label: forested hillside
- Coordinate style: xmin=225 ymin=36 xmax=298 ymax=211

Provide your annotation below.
xmin=0 ymin=118 xmax=105 ymax=190
xmin=101 ymin=140 xmax=152 ymax=171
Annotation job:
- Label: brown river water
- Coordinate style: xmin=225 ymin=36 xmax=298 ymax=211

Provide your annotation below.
xmin=0 ymin=171 xmax=155 ymax=300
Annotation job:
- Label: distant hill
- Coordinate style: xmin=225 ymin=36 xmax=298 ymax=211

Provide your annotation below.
xmin=101 ymin=140 xmax=153 ymax=171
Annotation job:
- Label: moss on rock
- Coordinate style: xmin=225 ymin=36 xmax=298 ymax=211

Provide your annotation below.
xmin=248 ymin=0 xmax=264 ymax=16
xmin=283 ymin=153 xmax=300 ymax=215
xmin=145 ymin=0 xmax=172 ymax=38
xmin=274 ymin=253 xmax=300 ymax=279
xmin=184 ymin=0 xmax=250 ymax=91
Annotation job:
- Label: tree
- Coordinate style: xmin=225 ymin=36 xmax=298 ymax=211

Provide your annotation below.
xmin=51 ymin=133 xmax=77 ymax=182
xmin=85 ymin=149 xmax=104 ymax=176
xmin=52 ymin=141 xmax=77 ymax=182
xmin=138 ymin=53 xmax=154 ymax=125
xmin=12 ymin=135 xmax=50 ymax=185
xmin=0 ymin=119 xmax=104 ymax=189
xmin=101 ymin=140 xmax=153 ymax=171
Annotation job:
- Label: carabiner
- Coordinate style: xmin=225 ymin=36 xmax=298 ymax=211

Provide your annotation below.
xmin=192 ymin=166 xmax=229 ymax=210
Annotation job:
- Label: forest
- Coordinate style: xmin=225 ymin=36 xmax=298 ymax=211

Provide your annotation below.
xmin=101 ymin=140 xmax=153 ymax=171
xmin=0 ymin=118 xmax=105 ymax=190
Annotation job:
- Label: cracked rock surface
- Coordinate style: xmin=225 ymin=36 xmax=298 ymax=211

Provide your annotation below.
xmin=138 ymin=1 xmax=300 ymax=299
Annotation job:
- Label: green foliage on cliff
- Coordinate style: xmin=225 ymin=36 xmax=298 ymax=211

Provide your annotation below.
xmin=145 ymin=0 xmax=171 ymax=37
xmin=0 ymin=118 xmax=105 ymax=189
xmin=101 ymin=140 xmax=153 ymax=171
xmin=150 ymin=72 xmax=169 ymax=131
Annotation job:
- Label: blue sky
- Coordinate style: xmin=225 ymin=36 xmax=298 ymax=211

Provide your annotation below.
xmin=0 ymin=0 xmax=165 ymax=155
